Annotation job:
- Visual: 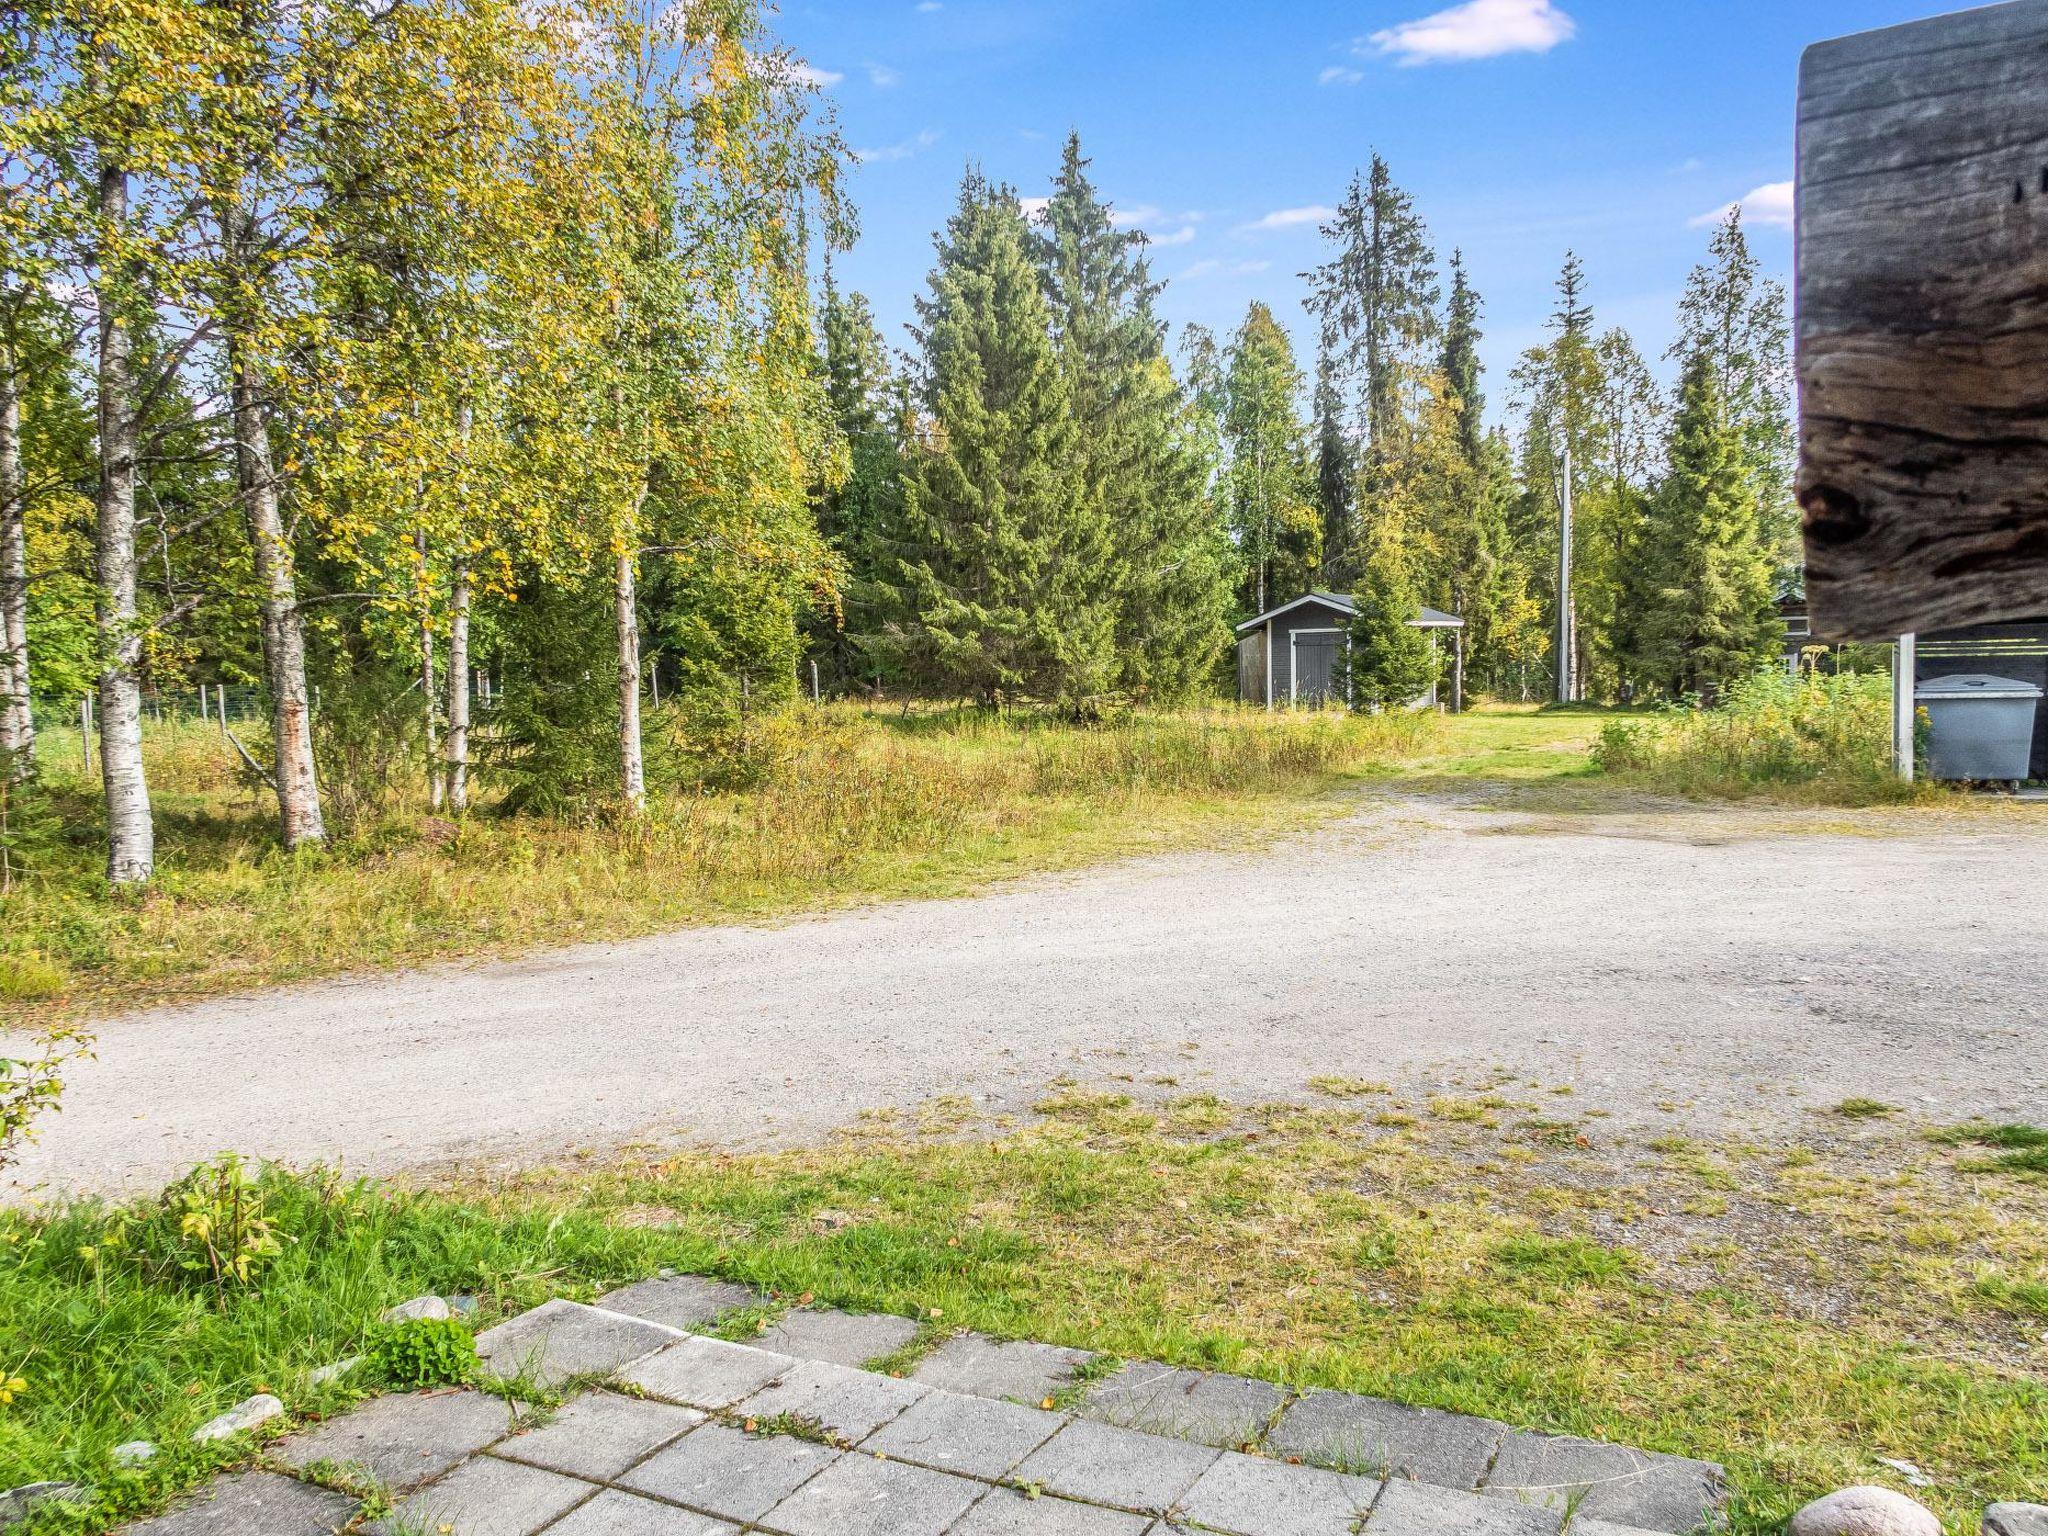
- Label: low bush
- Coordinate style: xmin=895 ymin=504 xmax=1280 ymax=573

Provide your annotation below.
xmin=1591 ymin=670 xmax=1908 ymax=802
xmin=364 ymin=1317 xmax=476 ymax=1389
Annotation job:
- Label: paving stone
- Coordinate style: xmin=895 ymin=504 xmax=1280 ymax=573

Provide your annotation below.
xmin=490 ymin=1390 xmax=700 ymax=1481
xmin=191 ymin=1392 xmax=284 ymax=1443
xmin=860 ymin=1389 xmax=1065 ymax=1479
xmin=373 ymin=1455 xmax=590 ymax=1536
xmin=598 ymin=1276 xmax=762 ymax=1333
xmin=752 ymin=1308 xmax=923 ymax=1368
xmin=1010 ymin=1418 xmax=1219 ymax=1514
xmin=125 ymin=1471 xmax=357 ymax=1535
xmin=1265 ymin=1390 xmax=1507 ymax=1489
xmin=543 ymin=1488 xmax=741 ymax=1535
xmin=756 ymin=1452 xmax=982 ymax=1536
xmin=1363 ymin=1478 xmax=1562 ymax=1536
xmin=1569 ymin=1522 xmax=1680 ymax=1536
xmin=735 ymin=1359 xmax=928 ymax=1443
xmin=619 ymin=1336 xmax=796 ymax=1411
xmin=910 ymin=1334 xmax=1095 ymax=1405
xmin=1483 ymin=1432 xmax=1722 ymax=1532
xmin=1177 ymin=1450 xmax=1379 ymax=1536
xmin=619 ymin=1424 xmax=839 ymax=1524
xmin=1078 ymin=1363 xmax=1288 ymax=1449
xmin=476 ymin=1300 xmax=684 ymax=1388
xmin=275 ymin=1388 xmax=522 ymax=1492
xmin=947 ymin=1486 xmax=1155 ymax=1535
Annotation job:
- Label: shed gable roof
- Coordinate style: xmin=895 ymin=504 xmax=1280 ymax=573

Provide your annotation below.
xmin=1235 ymin=593 xmax=1465 ymax=634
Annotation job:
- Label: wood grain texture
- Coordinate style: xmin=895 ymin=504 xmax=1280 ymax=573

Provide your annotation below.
xmin=1797 ymin=0 xmax=2048 ymax=640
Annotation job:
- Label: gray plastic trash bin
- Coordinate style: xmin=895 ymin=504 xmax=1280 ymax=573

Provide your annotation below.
xmin=1916 ymin=673 xmax=2043 ymax=781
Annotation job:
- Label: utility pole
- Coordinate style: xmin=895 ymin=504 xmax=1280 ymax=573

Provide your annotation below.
xmin=1556 ymin=445 xmax=1577 ymax=704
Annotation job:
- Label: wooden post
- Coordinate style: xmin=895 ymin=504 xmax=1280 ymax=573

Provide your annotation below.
xmin=1797 ymin=3 xmax=2048 ymax=638
xmin=1894 ymin=633 xmax=1917 ymax=783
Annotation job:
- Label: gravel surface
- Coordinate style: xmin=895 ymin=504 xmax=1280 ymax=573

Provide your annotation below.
xmin=12 ymin=791 xmax=2047 ymax=1197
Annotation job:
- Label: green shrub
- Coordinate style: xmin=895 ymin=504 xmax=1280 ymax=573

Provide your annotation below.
xmin=1591 ymin=669 xmax=1906 ymax=802
xmin=364 ymin=1316 xmax=477 ymax=1389
xmin=153 ymin=1155 xmax=286 ymax=1291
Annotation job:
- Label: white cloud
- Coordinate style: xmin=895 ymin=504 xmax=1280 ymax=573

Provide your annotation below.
xmin=1019 ymin=195 xmax=1052 ymax=221
xmin=1236 ymin=205 xmax=1334 ymax=234
xmin=1364 ymin=0 xmax=1575 ymax=66
xmin=866 ymin=62 xmax=901 ymax=88
xmin=1319 ymin=65 xmax=1365 ymax=85
xmin=1109 ymin=203 xmax=1160 ymax=229
xmin=916 ymin=0 xmax=942 ymax=9
xmin=1179 ymin=258 xmax=1271 ymax=280
xmin=1146 ymin=226 xmax=1198 ymax=247
xmin=1691 ymin=179 xmax=1794 ymax=230
xmin=853 ymin=129 xmax=942 ymax=164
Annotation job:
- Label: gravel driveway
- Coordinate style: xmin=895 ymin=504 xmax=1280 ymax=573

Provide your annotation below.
xmin=13 ymin=791 xmax=2048 ymax=1197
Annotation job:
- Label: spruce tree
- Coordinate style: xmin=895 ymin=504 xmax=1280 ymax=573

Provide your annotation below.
xmin=1348 ymin=533 xmax=1437 ymax=712
xmin=1034 ymin=134 xmax=1227 ymax=701
xmin=1441 ymin=252 xmax=1485 ymax=461
xmin=882 ymin=172 xmax=1113 ymax=709
xmin=1311 ymin=343 xmax=1352 ymax=580
xmin=813 ymin=280 xmax=902 ymax=690
xmin=1634 ymin=351 xmax=1777 ymax=701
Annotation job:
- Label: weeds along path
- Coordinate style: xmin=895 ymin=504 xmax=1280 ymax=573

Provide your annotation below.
xmin=13 ymin=782 xmax=2047 ymax=1199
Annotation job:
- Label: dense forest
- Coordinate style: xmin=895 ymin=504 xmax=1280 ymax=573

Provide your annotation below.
xmin=2 ymin=0 xmax=1794 ymax=887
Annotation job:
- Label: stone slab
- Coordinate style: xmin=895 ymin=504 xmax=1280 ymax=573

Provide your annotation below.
xmin=123 ymin=1472 xmax=357 ymax=1536
xmin=910 ymin=1335 xmax=1095 ymax=1406
xmin=275 ymin=1388 xmax=521 ymax=1492
xmin=475 ymin=1300 xmax=683 ymax=1388
xmin=1483 ymin=1432 xmax=1722 ymax=1532
xmin=1363 ymin=1477 xmax=1562 ymax=1536
xmin=1265 ymin=1390 xmax=1508 ymax=1489
xmin=859 ymin=1389 xmax=1065 ymax=1480
xmin=1077 ymin=1363 xmax=1287 ymax=1449
xmin=752 ymin=1309 xmax=923 ymax=1369
xmin=1010 ymin=1418 xmax=1219 ymax=1514
xmin=544 ymin=1488 xmax=741 ymax=1535
xmin=735 ymin=1359 xmax=928 ymax=1444
xmin=947 ymin=1486 xmax=1155 ymax=1535
xmin=1177 ymin=1450 xmax=1379 ymax=1536
xmin=618 ymin=1336 xmax=796 ymax=1411
xmin=490 ymin=1390 xmax=700 ymax=1481
xmin=755 ymin=1452 xmax=981 ymax=1536
xmin=373 ymin=1455 xmax=590 ymax=1536
xmin=598 ymin=1277 xmax=762 ymax=1333
xmin=619 ymin=1423 xmax=839 ymax=1523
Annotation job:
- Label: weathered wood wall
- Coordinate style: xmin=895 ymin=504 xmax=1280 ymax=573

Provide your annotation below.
xmin=1797 ymin=0 xmax=2048 ymax=640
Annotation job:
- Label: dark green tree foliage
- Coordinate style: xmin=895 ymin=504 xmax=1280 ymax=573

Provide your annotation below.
xmin=1221 ymin=304 xmax=1319 ymax=616
xmin=1441 ymin=252 xmax=1485 ymax=461
xmin=811 ymin=280 xmax=902 ymax=690
xmin=1034 ymin=134 xmax=1226 ymax=701
xmin=1311 ymin=344 xmax=1351 ymax=581
xmin=1306 ymin=155 xmax=1439 ymax=579
xmin=1633 ymin=352 xmax=1778 ymax=701
xmin=882 ymin=173 xmax=1112 ymax=708
xmin=1347 ymin=537 xmax=1436 ymax=711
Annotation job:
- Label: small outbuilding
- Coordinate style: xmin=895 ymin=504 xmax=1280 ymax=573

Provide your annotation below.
xmin=1235 ymin=592 xmax=1463 ymax=709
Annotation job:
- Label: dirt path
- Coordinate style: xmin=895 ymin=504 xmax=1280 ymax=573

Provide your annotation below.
xmin=13 ymin=789 xmax=2047 ymax=1197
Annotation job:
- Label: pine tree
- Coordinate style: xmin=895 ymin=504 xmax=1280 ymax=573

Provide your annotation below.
xmin=1221 ymin=304 xmax=1319 ymax=615
xmin=1634 ymin=351 xmax=1778 ymax=700
xmin=1034 ymin=134 xmax=1227 ymax=701
xmin=882 ymin=172 xmax=1113 ymax=708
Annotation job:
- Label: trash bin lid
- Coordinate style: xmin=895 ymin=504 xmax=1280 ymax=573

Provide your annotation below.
xmin=1914 ymin=672 xmax=2045 ymax=701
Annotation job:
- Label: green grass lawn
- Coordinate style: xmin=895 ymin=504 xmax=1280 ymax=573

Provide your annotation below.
xmin=3 ymin=1093 xmax=2042 ymax=1534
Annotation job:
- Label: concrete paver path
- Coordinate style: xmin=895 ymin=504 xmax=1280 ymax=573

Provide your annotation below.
xmin=16 ymin=792 xmax=2048 ymax=1195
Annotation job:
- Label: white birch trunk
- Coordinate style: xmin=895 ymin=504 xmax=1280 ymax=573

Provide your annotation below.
xmin=417 ymin=529 xmax=442 ymax=811
xmin=616 ymin=545 xmax=644 ymax=813
xmin=444 ymin=553 xmax=470 ymax=813
xmin=223 ymin=204 xmax=324 ymax=848
xmin=0 ymin=357 xmax=32 ymax=776
xmin=95 ymin=160 xmax=153 ymax=884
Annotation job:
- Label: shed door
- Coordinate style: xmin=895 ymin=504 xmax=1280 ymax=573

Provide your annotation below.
xmin=1291 ymin=631 xmax=1344 ymax=704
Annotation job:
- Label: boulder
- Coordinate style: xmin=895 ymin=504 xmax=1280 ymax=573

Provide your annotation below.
xmin=1790 ymin=1488 xmax=1941 ymax=1536
xmin=1986 ymin=1506 xmax=2048 ymax=1536
xmin=382 ymin=1295 xmax=452 ymax=1323
xmin=192 ymin=1393 xmax=284 ymax=1443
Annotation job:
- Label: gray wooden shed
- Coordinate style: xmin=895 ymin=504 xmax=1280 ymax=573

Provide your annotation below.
xmin=1234 ymin=593 xmax=1464 ymax=708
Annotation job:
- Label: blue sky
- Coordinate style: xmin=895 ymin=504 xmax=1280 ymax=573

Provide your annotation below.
xmin=775 ymin=0 xmax=1969 ymax=419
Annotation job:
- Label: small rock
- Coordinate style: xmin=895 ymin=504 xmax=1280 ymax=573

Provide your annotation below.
xmin=446 ymin=1294 xmax=480 ymax=1317
xmin=0 ymin=1482 xmax=83 ymax=1523
xmin=1876 ymin=1457 xmax=1933 ymax=1489
xmin=1790 ymin=1487 xmax=1941 ymax=1536
xmin=191 ymin=1393 xmax=284 ymax=1444
xmin=381 ymin=1295 xmax=451 ymax=1323
xmin=1986 ymin=1505 xmax=2048 ymax=1536
xmin=306 ymin=1357 xmax=359 ymax=1387
xmin=110 ymin=1441 xmax=155 ymax=1467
